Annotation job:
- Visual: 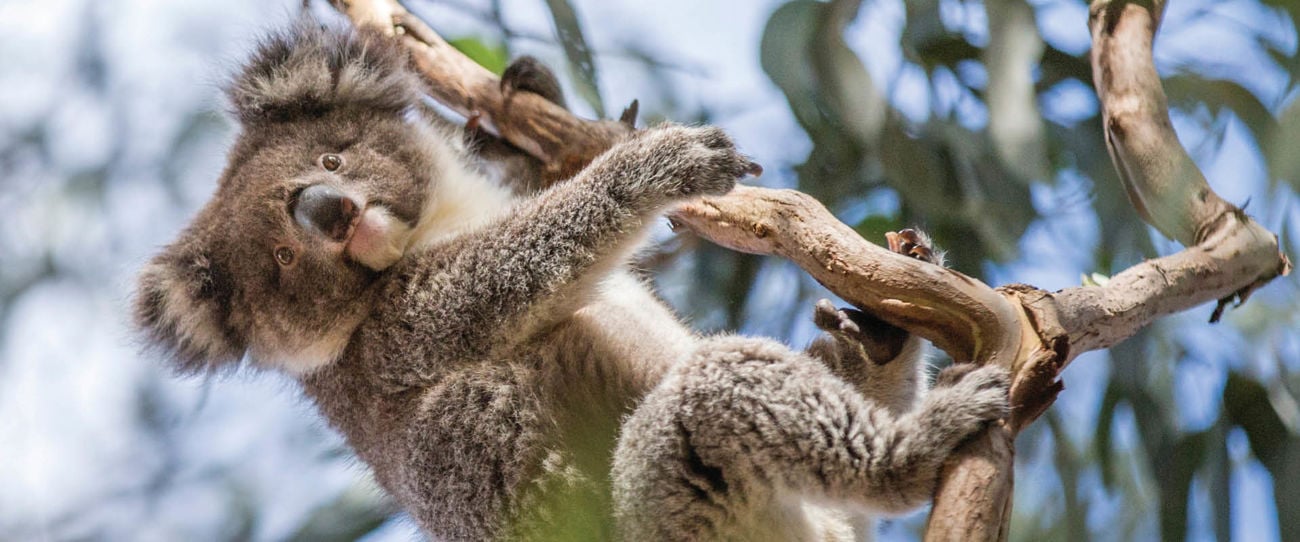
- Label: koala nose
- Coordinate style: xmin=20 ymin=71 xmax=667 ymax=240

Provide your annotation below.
xmin=294 ymin=184 xmax=361 ymax=242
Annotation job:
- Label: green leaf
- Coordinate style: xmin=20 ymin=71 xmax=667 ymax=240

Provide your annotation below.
xmin=543 ymin=0 xmax=605 ymax=117
xmin=760 ymin=0 xmax=885 ymax=147
xmin=760 ymin=0 xmax=871 ymax=199
xmin=1207 ymin=418 xmax=1232 ymax=542
xmin=1266 ymin=98 xmax=1300 ymax=191
xmin=1164 ymin=74 xmax=1279 ymax=158
xmin=1038 ymin=44 xmax=1093 ymax=90
xmin=1222 ymin=372 xmax=1290 ymax=468
xmin=908 ymin=34 xmax=981 ymax=74
xmin=1158 ymin=430 xmax=1210 ymax=542
xmin=761 ymin=1 xmax=824 ymax=132
xmin=901 ymin=0 xmax=958 ymax=72
xmin=1081 ymin=272 xmax=1111 ymax=287
xmin=852 ymin=213 xmax=902 ymax=242
xmin=983 ymin=0 xmax=1048 ymax=182
xmin=1221 ymin=371 xmax=1300 ymax=540
xmin=814 ymin=0 xmax=887 ymax=149
xmin=1093 ymin=382 xmax=1122 ymax=490
xmin=448 ymin=36 xmax=509 ymax=75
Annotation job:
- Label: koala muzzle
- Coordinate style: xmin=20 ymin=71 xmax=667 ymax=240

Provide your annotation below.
xmin=294 ymin=184 xmax=361 ymax=242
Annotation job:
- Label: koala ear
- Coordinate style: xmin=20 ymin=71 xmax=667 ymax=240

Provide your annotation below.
xmin=134 ymin=235 xmax=244 ymax=374
xmin=228 ymin=19 xmax=422 ymax=123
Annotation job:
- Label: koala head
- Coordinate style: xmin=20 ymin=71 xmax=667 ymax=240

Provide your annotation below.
xmin=135 ymin=22 xmax=460 ymax=375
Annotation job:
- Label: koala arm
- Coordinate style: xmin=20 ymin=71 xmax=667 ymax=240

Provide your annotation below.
xmin=373 ymin=125 xmax=754 ymax=383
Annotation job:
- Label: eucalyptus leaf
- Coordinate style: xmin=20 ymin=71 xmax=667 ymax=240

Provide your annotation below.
xmin=543 ymin=0 xmax=605 ymax=117
xmin=760 ymin=0 xmax=869 ymax=198
xmin=1093 ymin=382 xmax=1122 ymax=490
xmin=814 ymin=0 xmax=886 ymax=149
xmin=1266 ymin=97 xmax=1300 ymax=191
xmin=1222 ymin=372 xmax=1290 ymax=467
xmin=852 ymin=213 xmax=902 ymax=242
xmin=984 ymin=0 xmax=1048 ymax=182
xmin=901 ymin=0 xmax=951 ymax=69
xmin=1222 ymin=372 xmax=1300 ymax=541
xmin=447 ymin=36 xmax=510 ymax=75
xmin=1038 ymin=44 xmax=1093 ymax=90
xmin=1158 ymin=430 xmax=1210 ymax=542
xmin=1164 ymin=74 xmax=1278 ymax=159
xmin=761 ymin=1 xmax=824 ymax=132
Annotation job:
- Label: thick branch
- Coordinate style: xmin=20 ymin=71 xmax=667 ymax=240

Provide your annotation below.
xmin=1050 ymin=214 xmax=1288 ymax=354
xmin=334 ymin=0 xmax=632 ymax=182
xmin=672 ymin=188 xmax=1026 ymax=366
xmin=922 ymin=1 xmax=1291 ymax=539
xmin=1084 ymin=0 xmax=1290 ymax=323
xmin=1089 ymin=0 xmax=1239 ymax=246
xmin=924 ymin=425 xmax=1015 ymax=542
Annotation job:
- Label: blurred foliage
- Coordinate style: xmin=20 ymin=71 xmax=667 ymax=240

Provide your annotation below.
xmin=542 ymin=0 xmax=606 ymax=117
xmin=1 ymin=0 xmax=1298 ymax=540
xmin=762 ymin=0 xmax=1037 ymax=271
xmin=448 ymin=36 xmax=511 ymax=75
xmin=712 ymin=0 xmax=1300 ymax=540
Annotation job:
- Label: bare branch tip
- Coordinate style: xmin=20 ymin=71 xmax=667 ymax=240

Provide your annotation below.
xmin=619 ymin=99 xmax=640 ymax=127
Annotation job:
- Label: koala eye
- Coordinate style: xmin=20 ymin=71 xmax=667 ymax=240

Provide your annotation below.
xmin=320 ymin=154 xmax=344 ymax=172
xmin=274 ymin=245 xmax=296 ymax=266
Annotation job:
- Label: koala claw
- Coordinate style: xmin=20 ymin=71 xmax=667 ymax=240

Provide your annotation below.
xmin=812 ymin=299 xmax=861 ymax=336
xmin=614 ymin=125 xmax=753 ymax=202
xmin=885 ymin=228 xmax=943 ymax=266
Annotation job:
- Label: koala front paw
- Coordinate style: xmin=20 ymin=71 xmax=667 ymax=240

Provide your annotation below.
xmin=601 ymin=124 xmax=759 ymax=207
xmin=922 ymin=364 xmax=1010 ymax=441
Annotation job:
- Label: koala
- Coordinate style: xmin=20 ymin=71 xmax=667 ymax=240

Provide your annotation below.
xmin=134 ymin=22 xmax=1010 ymax=541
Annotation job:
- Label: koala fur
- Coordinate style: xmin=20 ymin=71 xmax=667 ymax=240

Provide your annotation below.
xmin=134 ymin=22 xmax=1010 ymax=541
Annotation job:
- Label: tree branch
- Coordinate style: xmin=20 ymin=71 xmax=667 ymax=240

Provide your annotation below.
xmin=922 ymin=1 xmax=1291 ymax=538
xmin=332 ymin=0 xmax=633 ymax=183
xmin=670 ymin=187 xmax=1026 ymax=366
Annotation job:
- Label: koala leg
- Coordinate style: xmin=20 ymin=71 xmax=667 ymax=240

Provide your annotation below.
xmin=401 ymin=125 xmax=753 ymax=370
xmin=612 ymin=336 xmax=1008 ymax=541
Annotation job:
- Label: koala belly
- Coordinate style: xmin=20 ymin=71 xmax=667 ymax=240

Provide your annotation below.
xmin=393 ymin=271 xmax=697 ymax=540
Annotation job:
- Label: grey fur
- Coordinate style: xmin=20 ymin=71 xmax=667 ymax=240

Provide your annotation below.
xmin=134 ymin=22 xmax=1010 ymax=541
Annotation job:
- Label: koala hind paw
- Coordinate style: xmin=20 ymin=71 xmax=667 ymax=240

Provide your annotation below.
xmin=928 ymin=364 xmax=1011 ymax=432
xmin=885 ymin=228 xmax=944 ymax=267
